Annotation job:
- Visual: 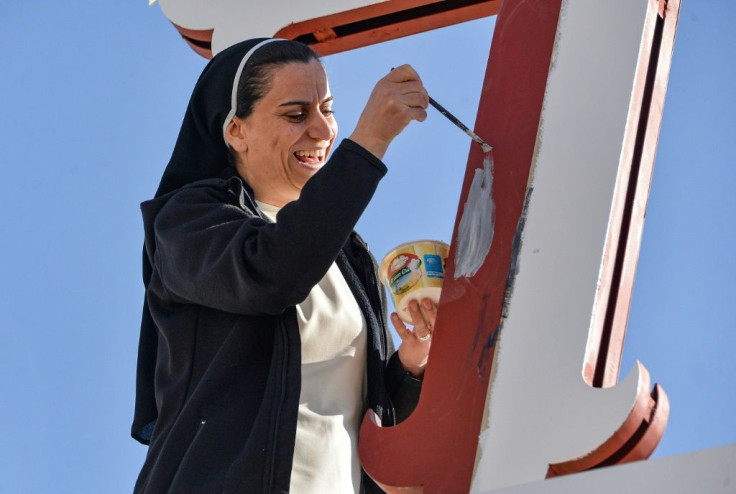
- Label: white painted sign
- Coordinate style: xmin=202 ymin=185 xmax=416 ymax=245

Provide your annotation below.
xmin=472 ymin=0 xmax=668 ymax=490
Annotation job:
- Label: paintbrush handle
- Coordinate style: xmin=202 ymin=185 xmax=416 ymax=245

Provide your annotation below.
xmin=428 ymin=96 xmax=492 ymax=152
xmin=428 ymin=96 xmax=472 ymax=133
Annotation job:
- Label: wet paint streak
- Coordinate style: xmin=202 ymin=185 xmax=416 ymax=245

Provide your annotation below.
xmin=477 ymin=326 xmax=500 ymax=382
xmin=476 ymin=187 xmax=534 ymax=379
xmin=472 ymin=294 xmax=492 ymax=351
xmin=500 ymin=187 xmax=534 ymax=320
xmin=455 ymin=152 xmax=496 ymax=279
xmin=472 ymin=293 xmax=495 ymax=382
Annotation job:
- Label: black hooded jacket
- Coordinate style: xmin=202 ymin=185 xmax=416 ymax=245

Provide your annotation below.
xmin=132 ymin=137 xmax=422 ymax=493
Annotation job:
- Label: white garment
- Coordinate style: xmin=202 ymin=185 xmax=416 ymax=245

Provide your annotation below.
xmin=257 ymin=201 xmax=367 ymax=494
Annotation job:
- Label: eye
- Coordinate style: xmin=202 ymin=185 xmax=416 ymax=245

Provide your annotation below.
xmin=285 ymin=112 xmax=307 ymax=122
xmin=321 ymin=107 xmax=335 ymax=117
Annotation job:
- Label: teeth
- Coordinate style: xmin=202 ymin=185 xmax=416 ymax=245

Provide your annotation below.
xmin=295 ymin=149 xmax=325 ymax=158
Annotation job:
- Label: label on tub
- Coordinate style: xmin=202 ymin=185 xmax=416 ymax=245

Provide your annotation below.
xmin=379 ymin=240 xmax=449 ymax=324
xmin=388 ymin=253 xmax=423 ymax=295
xmin=423 ymin=254 xmax=444 ymax=278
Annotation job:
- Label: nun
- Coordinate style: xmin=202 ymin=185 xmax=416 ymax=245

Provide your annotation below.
xmin=131 ymin=38 xmax=436 ymax=493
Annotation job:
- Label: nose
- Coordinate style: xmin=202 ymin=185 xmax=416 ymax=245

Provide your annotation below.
xmin=308 ymin=111 xmax=336 ymax=142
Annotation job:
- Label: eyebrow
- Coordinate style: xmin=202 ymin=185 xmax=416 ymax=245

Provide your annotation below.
xmin=278 ymin=96 xmax=334 ymax=107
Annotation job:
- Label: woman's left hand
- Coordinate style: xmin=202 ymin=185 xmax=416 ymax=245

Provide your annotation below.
xmin=392 ymin=298 xmax=437 ymax=379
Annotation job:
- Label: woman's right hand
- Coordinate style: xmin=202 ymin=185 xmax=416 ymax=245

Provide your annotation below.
xmin=348 ymin=64 xmax=429 ymax=160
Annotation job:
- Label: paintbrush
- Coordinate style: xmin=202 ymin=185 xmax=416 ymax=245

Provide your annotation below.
xmin=390 ymin=67 xmax=492 ymax=152
xmin=428 ymin=96 xmax=493 ymax=153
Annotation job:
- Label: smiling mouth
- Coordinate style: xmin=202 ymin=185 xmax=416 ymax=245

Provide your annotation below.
xmin=294 ymin=149 xmax=327 ymax=167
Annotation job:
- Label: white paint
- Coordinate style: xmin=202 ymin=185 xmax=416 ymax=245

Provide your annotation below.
xmin=480 ymin=444 xmax=736 ymax=494
xmin=158 ymin=0 xmax=382 ymax=55
xmin=470 ymin=0 xmax=659 ymax=491
xmin=455 ymin=153 xmax=495 ymax=279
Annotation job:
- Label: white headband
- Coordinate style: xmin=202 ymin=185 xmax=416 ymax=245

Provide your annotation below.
xmin=222 ymin=38 xmax=283 ymax=146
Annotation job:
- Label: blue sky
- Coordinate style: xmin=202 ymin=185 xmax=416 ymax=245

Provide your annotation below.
xmin=1 ymin=2 xmax=734 ymax=492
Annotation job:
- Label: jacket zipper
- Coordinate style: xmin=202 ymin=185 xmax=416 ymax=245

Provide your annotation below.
xmin=352 ymin=236 xmax=396 ymax=426
xmin=264 ymin=316 xmax=291 ymax=493
xmin=353 ymin=235 xmax=387 ymax=360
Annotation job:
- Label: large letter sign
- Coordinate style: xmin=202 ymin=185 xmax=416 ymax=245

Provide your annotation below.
xmin=362 ymin=1 xmax=675 ymax=491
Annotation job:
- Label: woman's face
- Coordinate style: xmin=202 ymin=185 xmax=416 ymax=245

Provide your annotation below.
xmin=232 ymin=59 xmax=337 ymax=206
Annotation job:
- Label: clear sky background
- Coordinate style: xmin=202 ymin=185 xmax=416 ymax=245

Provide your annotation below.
xmin=1 ymin=2 xmax=734 ymax=493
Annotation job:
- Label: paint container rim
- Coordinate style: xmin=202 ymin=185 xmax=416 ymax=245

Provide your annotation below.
xmin=378 ymin=239 xmax=450 ymax=277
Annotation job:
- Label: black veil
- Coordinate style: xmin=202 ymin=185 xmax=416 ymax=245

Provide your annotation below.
xmin=131 ymin=37 xmax=276 ymax=443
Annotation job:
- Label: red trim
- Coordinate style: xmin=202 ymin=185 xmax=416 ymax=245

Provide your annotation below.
xmin=171 ymin=22 xmax=213 ymax=59
xmin=169 ymin=1 xmax=501 ymax=59
xmin=619 ymin=384 xmax=670 ymax=463
xmin=586 ymin=0 xmax=682 ymax=389
xmin=547 ymin=366 xmax=670 ymax=477
xmin=275 ymin=0 xmax=501 ymax=56
xmin=359 ymin=1 xmax=563 ymax=490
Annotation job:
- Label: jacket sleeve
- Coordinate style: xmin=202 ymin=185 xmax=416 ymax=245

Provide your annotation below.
xmin=385 ymin=352 xmax=423 ymax=423
xmin=150 ymin=139 xmax=387 ymax=315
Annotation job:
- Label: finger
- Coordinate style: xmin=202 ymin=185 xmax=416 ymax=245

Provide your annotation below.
xmin=387 ymin=64 xmax=421 ymax=83
xmin=408 ymin=300 xmax=431 ymax=340
xmin=401 ymin=92 xmax=430 ymax=110
xmin=408 ymin=107 xmax=428 ymax=123
xmin=395 ymin=84 xmax=429 ymax=108
xmin=391 ymin=312 xmax=412 ymax=341
xmin=395 ymin=79 xmax=426 ymax=94
xmin=419 ymin=298 xmax=438 ymax=330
